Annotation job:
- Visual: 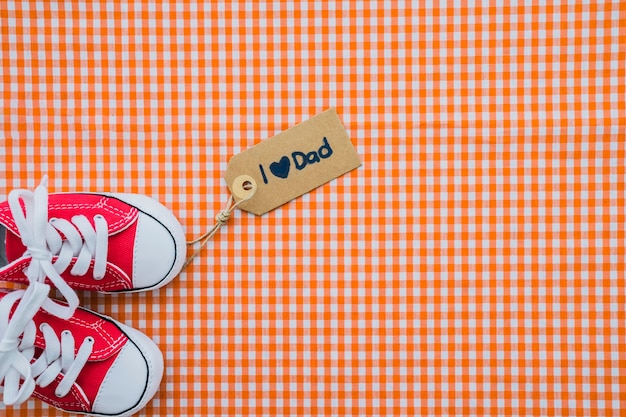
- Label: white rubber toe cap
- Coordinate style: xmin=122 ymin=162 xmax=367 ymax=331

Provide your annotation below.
xmin=92 ymin=325 xmax=164 ymax=417
xmin=109 ymin=193 xmax=187 ymax=291
xmin=132 ymin=212 xmax=179 ymax=289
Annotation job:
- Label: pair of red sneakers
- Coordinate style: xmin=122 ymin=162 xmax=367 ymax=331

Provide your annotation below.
xmin=0 ymin=178 xmax=187 ymax=416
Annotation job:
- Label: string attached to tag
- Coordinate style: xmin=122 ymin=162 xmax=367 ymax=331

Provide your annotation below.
xmin=184 ymin=109 xmax=361 ymax=267
xmin=183 ymin=175 xmax=257 ymax=268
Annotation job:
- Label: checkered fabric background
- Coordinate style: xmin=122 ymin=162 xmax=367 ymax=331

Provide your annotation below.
xmin=1 ymin=1 xmax=625 ymax=416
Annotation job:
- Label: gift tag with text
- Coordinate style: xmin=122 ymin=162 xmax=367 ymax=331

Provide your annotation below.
xmin=225 ymin=109 xmax=362 ymax=215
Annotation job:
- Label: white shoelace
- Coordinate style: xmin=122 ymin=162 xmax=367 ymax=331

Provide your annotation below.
xmin=0 ymin=285 xmax=94 ymax=404
xmin=0 ymin=177 xmax=107 ymax=405
xmin=48 ymin=214 xmax=109 ymax=280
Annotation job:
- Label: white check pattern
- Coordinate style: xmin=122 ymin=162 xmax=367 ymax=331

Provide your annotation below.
xmin=1 ymin=1 xmax=625 ymax=416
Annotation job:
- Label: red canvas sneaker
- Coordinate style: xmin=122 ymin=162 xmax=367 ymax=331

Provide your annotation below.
xmin=0 ymin=178 xmax=180 ymax=414
xmin=0 ymin=285 xmax=164 ymax=417
xmin=0 ymin=177 xmax=187 ymax=293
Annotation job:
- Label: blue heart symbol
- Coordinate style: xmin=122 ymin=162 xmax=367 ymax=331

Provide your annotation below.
xmin=269 ymin=156 xmax=291 ymax=179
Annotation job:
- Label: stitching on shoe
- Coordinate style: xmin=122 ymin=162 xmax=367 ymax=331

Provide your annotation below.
xmin=0 ymin=200 xmax=138 ymax=233
xmin=67 ymin=317 xmax=127 ymax=360
xmin=46 ymin=200 xmax=138 ymax=231
xmin=92 ymin=320 xmax=127 ymax=358
xmin=0 ymin=207 xmax=17 ymax=228
xmin=96 ymin=196 xmax=139 ymax=227
xmin=32 ymin=387 xmax=90 ymax=412
xmin=0 ymin=259 xmax=133 ymax=291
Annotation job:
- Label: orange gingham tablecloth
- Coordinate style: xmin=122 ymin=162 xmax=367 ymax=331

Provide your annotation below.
xmin=1 ymin=1 xmax=625 ymax=416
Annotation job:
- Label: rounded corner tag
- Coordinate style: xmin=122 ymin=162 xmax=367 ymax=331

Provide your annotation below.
xmin=224 ymin=109 xmax=362 ymax=216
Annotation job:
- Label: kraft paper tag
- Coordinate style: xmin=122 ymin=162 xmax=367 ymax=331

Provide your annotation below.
xmin=225 ymin=108 xmax=362 ymax=215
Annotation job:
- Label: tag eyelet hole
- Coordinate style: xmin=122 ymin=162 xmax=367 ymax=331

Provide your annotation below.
xmin=232 ymin=175 xmax=257 ymax=200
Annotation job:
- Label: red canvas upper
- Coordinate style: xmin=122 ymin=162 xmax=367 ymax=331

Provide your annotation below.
xmin=0 ymin=193 xmax=138 ymax=292
xmin=0 ymin=290 xmax=130 ymax=413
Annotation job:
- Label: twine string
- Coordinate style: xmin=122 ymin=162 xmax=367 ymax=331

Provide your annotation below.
xmin=183 ymin=189 xmax=255 ymax=268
